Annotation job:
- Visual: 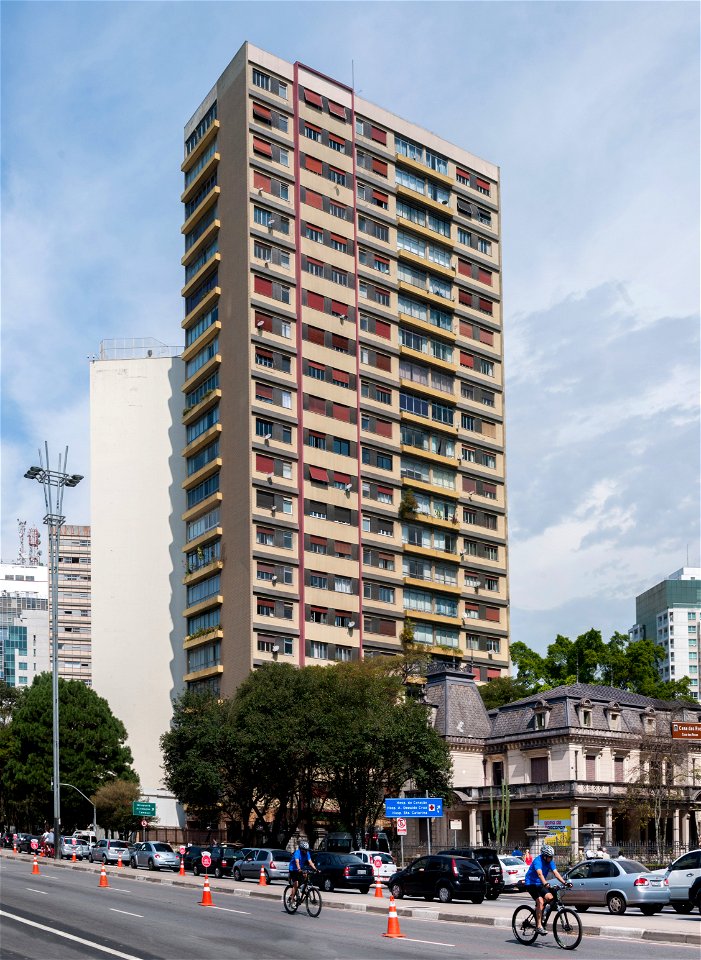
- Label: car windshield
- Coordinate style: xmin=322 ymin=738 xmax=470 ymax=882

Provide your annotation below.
xmin=337 ymin=854 xmax=362 ymax=864
xmin=271 ymin=850 xmax=290 ymax=859
xmin=153 ymin=843 xmax=173 ymax=852
xmin=618 ymin=860 xmax=648 ymax=874
xmin=501 ymin=857 xmax=522 ymax=866
xmin=112 ymin=842 xmax=130 ymax=848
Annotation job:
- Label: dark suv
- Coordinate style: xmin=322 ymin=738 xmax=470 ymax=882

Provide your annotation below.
xmin=438 ymin=847 xmax=504 ymax=900
xmin=388 ymin=854 xmax=486 ymax=904
xmin=193 ymin=845 xmax=243 ymax=878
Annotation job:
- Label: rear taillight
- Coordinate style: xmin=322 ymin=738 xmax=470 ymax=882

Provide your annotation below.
xmin=270 ymin=861 xmax=277 ymax=869
xmin=344 ymin=866 xmax=350 ymax=877
xmin=452 ymin=858 xmax=459 ymax=877
xmin=508 ymin=869 xmax=518 ymax=875
xmin=634 ymin=877 xmax=649 ymax=886
xmin=664 ymin=878 xmax=669 ymax=886
xmin=155 ymin=854 xmax=161 ymax=859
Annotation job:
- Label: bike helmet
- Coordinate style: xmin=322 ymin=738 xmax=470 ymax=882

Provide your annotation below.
xmin=299 ymin=839 xmax=310 ymax=850
xmin=541 ymin=843 xmax=555 ymax=857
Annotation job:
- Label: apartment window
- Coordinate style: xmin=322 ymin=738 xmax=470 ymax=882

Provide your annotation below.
xmin=329 ymin=201 xmax=348 ymax=219
xmin=305 ymin=258 xmax=324 ymax=277
xmin=252 ymin=69 xmax=271 ymax=91
xmin=310 ymin=572 xmax=328 ymax=589
xmin=335 ymin=576 xmax=353 ymax=594
xmin=304 ymin=123 xmax=322 ymax=142
xmin=305 ymin=224 xmax=324 ymax=243
xmin=330 ymin=234 xmax=348 ymax=252
xmin=329 ymin=167 xmax=346 ymax=186
xmin=331 ymin=268 xmax=348 ymax=286
xmin=311 ymin=640 xmax=328 ymax=658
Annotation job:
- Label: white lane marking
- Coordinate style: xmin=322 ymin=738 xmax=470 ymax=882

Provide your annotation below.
xmin=110 ymin=908 xmax=144 ymax=918
xmin=110 ymin=888 xmax=131 ymax=892
xmin=399 ymin=937 xmax=455 ymax=946
xmin=211 ymin=905 xmax=251 ymax=915
xmin=0 ymin=910 xmax=145 ymax=959
xmin=26 ymin=887 xmax=48 ymax=895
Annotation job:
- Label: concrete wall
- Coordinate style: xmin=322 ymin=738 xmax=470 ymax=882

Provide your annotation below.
xmin=90 ymin=355 xmax=187 ymax=824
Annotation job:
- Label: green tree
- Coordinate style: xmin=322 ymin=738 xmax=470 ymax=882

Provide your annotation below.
xmin=478 ymin=676 xmax=532 ymax=710
xmin=93 ymin=779 xmax=141 ymax=836
xmin=3 ymin=673 xmax=136 ymax=830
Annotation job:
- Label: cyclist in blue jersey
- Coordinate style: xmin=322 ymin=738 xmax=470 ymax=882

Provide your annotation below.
xmin=524 ymin=843 xmax=569 ymax=935
xmin=288 ymin=840 xmax=317 ymax=901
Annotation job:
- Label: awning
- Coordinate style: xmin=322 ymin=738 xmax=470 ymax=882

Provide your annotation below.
xmin=452 ymin=789 xmax=473 ymax=802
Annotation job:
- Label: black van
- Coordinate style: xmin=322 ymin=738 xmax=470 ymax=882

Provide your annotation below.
xmin=438 ymin=847 xmax=504 ymax=899
xmin=316 ymin=832 xmax=354 ymax=853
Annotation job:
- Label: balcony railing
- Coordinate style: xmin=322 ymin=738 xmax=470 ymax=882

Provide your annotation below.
xmin=466 ymin=781 xmax=700 ymax=802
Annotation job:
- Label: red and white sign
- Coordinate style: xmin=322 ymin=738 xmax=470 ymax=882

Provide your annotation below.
xmin=13 ymin=833 xmax=17 ymax=839
xmin=180 ymin=845 xmax=186 ymax=855
xmin=141 ymin=819 xmax=148 ymax=827
xmin=396 ymin=818 xmax=407 ymax=836
xmin=373 ymin=856 xmax=383 ymax=870
xmin=201 ymin=852 xmax=212 ymax=869
xmin=31 ymin=839 xmax=38 ymax=850
xmin=71 ymin=837 xmax=77 ymax=845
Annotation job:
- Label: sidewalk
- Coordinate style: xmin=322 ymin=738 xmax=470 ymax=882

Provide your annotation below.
xmin=3 ymin=850 xmax=698 ymax=948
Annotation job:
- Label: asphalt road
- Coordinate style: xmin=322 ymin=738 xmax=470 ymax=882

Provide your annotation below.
xmin=1 ymin=856 xmax=698 ymax=960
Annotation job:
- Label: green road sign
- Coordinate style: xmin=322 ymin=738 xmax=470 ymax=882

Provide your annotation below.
xmin=132 ymin=801 xmax=156 ymax=817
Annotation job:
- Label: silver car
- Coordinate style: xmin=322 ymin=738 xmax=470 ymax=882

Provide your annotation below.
xmin=564 ymin=858 xmax=669 ymax=915
xmin=233 ymin=848 xmax=290 ymax=884
xmin=59 ymin=836 xmax=90 ymax=860
xmin=131 ymin=840 xmax=181 ymax=872
xmin=89 ymin=838 xmax=131 ymax=865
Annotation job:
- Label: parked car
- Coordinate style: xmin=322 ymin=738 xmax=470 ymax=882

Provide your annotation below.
xmin=131 ymin=841 xmax=180 ymax=871
xmin=312 ymin=851 xmax=374 ymax=893
xmin=352 ymin=850 xmax=396 ymax=883
xmin=182 ymin=844 xmax=204 ymax=871
xmin=1 ymin=831 xmax=14 ymax=848
xmin=388 ymin=854 xmax=487 ymax=904
xmin=18 ymin=834 xmax=42 ymax=854
xmin=233 ymin=848 xmax=290 ymax=884
xmin=192 ymin=845 xmax=241 ymax=879
xmin=89 ymin=838 xmax=132 ymax=865
xmin=59 ymin=836 xmax=90 ymax=859
xmin=665 ymin=849 xmax=701 ymax=914
xmin=498 ymin=855 xmax=527 ymax=891
xmin=564 ymin=858 xmax=669 ymax=915
xmin=438 ymin=847 xmax=504 ymax=900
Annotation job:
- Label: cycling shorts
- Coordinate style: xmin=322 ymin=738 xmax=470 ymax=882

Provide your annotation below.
xmin=526 ymin=883 xmax=550 ymax=901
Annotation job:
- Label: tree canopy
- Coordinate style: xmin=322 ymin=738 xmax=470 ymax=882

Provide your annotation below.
xmin=478 ymin=629 xmax=695 ymax=707
xmin=161 ymin=660 xmax=452 ymax=845
xmin=2 ymin=673 xmax=137 ymax=830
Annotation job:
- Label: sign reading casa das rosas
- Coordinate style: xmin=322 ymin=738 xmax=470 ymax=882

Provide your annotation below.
xmin=132 ymin=801 xmax=157 ymax=817
xmin=671 ymin=722 xmax=701 ymax=741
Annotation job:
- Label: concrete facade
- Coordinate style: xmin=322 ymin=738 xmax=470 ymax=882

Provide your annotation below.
xmin=90 ymin=340 xmax=187 ymax=826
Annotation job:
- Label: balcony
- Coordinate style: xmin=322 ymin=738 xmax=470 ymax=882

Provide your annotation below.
xmin=468 ymin=781 xmax=700 ymax=803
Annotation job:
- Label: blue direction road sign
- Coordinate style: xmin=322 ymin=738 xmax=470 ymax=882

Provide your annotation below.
xmin=385 ymin=797 xmax=443 ymax=818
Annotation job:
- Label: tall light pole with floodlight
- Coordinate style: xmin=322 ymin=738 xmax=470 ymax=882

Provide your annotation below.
xmin=25 ymin=443 xmax=83 ymax=860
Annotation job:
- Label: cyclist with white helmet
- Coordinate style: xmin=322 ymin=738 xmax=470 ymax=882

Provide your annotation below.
xmin=289 ymin=839 xmax=318 ymax=901
xmin=524 ymin=843 xmax=569 ymax=936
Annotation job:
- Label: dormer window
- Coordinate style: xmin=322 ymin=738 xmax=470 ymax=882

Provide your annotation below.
xmin=581 ymin=710 xmax=592 ymax=727
xmin=606 ymin=701 xmax=621 ymax=731
xmin=642 ymin=707 xmax=656 ymax=734
xmin=533 ymin=698 xmax=551 ymax=730
xmin=576 ymin=698 xmax=593 ymax=728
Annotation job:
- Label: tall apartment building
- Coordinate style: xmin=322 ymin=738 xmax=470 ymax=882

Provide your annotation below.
xmin=630 ymin=567 xmax=701 ymax=700
xmin=180 ymin=43 xmax=508 ymax=697
xmin=53 ymin=525 xmax=92 ymax=684
xmin=0 ymin=561 xmax=50 ymax=687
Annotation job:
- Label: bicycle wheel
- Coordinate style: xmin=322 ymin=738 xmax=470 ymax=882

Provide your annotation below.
xmin=282 ymin=884 xmax=299 ymax=914
xmin=305 ymin=886 xmax=322 ymax=917
xmin=512 ymin=905 xmax=538 ymax=944
xmin=553 ymin=908 xmax=582 ymax=951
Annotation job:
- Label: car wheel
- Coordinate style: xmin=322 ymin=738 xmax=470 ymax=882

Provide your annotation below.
xmin=607 ymin=893 xmax=627 ymax=915
xmin=89 ymin=853 xmax=94 ymax=863
xmin=233 ymin=867 xmax=242 ymax=881
xmin=390 ymin=882 xmax=404 ymax=900
xmin=437 ymin=884 xmax=453 ymax=904
xmin=322 ymin=877 xmax=334 ymax=893
xmin=264 ymin=870 xmax=270 ymax=884
xmin=486 ymin=889 xmax=500 ymax=901
xmin=471 ymin=896 xmax=484 ymax=904
xmin=639 ymin=906 xmax=658 ymax=916
xmin=576 ymin=906 xmax=589 ymax=912
xmin=103 ymin=855 xmax=108 ymax=865
xmin=214 ymin=866 xmax=223 ymax=879
xmin=148 ymin=858 xmax=156 ymax=871
xmin=672 ymin=901 xmax=693 ymax=914
xmin=130 ymin=858 xmax=137 ymax=869
xmin=359 ymin=886 xmax=370 ymax=895
xmin=193 ymin=863 xmax=200 ymax=876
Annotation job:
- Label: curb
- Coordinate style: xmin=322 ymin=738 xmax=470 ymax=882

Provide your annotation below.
xmin=2 ymin=851 xmax=698 ymax=947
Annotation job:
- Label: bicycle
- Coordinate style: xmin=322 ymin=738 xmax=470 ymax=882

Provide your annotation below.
xmin=512 ymin=884 xmax=582 ymax=950
xmin=283 ymin=870 xmax=322 ymax=917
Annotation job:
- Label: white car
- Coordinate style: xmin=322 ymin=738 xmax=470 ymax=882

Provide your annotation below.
xmin=498 ymin=855 xmax=527 ymax=890
xmin=665 ymin=849 xmax=701 ymax=913
xmin=353 ymin=849 xmax=396 ymax=883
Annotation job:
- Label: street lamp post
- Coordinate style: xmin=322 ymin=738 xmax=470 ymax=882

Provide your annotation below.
xmin=25 ymin=444 xmax=83 ymax=861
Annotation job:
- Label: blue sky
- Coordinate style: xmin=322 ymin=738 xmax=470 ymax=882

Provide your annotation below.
xmin=1 ymin=1 xmax=699 ymax=654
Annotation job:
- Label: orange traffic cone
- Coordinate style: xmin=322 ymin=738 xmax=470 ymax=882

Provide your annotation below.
xmin=179 ymin=856 xmax=185 ymax=877
xmin=31 ymin=854 xmax=40 ymax=875
xmin=117 ymin=851 xmax=123 ymax=869
xmin=12 ymin=841 xmax=17 ymax=854
xmin=71 ymin=848 xmax=77 ymax=862
xmin=382 ymin=895 xmax=405 ymax=939
xmin=258 ymin=864 xmax=267 ymax=886
xmin=200 ymin=875 xmax=214 ymax=906
xmin=374 ymin=871 xmax=384 ymax=898
xmin=99 ymin=863 xmax=109 ymax=888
